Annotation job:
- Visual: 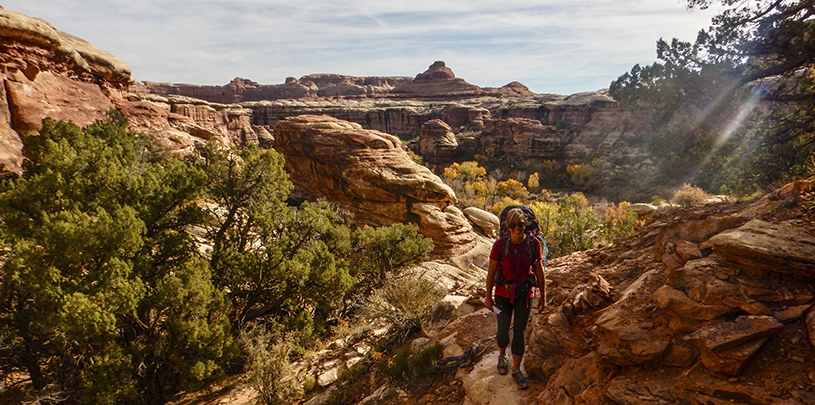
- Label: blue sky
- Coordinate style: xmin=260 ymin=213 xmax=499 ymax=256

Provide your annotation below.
xmin=2 ymin=1 xmax=722 ymax=95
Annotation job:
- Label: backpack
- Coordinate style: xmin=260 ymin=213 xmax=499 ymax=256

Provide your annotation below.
xmin=495 ymin=205 xmax=548 ymax=304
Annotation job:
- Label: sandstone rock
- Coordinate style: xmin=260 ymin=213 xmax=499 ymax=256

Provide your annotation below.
xmin=410 ymin=260 xmax=484 ymax=293
xmin=674 ymin=240 xmax=703 ymax=262
xmin=0 ymin=80 xmax=22 ymax=172
xmin=272 ymin=114 xmax=476 ymax=255
xmin=595 ymin=316 xmax=669 ymax=365
xmin=5 ymin=69 xmax=113 ymax=137
xmin=57 ymin=31 xmax=131 ymax=83
xmin=536 ymin=352 xmax=616 ymax=404
xmin=595 ymin=270 xmax=670 ymax=365
xmin=605 ymin=375 xmax=675 ymax=404
xmin=457 ymin=351 xmax=523 ymax=405
xmin=316 ymin=366 xmax=339 ymax=388
xmin=443 ymin=104 xmax=490 ymax=128
xmin=671 ymin=367 xmax=782 ymax=404
xmin=652 ymin=285 xmax=733 ymax=321
xmin=653 ymin=216 xmax=746 ymax=264
xmin=462 ymin=207 xmax=499 ymax=238
xmin=773 ymin=304 xmax=812 ymax=323
xmin=411 ymin=203 xmax=477 ymax=255
xmin=805 ymin=307 xmax=815 ymax=350
xmin=0 ymin=8 xmax=63 ymax=51
xmin=666 ymin=257 xmax=772 ymax=317
xmin=526 ymin=310 xmax=571 ymax=375
xmin=357 ymin=384 xmax=408 ymax=405
xmin=480 ymin=118 xmax=560 ymax=158
xmin=418 ymin=118 xmax=459 ymax=161
xmin=697 ymin=337 xmax=768 ymax=376
xmin=409 ymin=337 xmax=432 ymax=355
xmin=737 ymin=179 xmax=814 ymax=219
xmin=684 ymin=315 xmax=783 ymax=375
xmin=423 ymin=294 xmax=472 ymax=337
xmin=708 ymin=219 xmax=815 ymax=277
xmin=659 ymin=342 xmax=699 ymax=368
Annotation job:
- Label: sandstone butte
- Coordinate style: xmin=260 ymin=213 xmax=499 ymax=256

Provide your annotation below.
xmin=4 ymin=6 xmax=815 ymax=405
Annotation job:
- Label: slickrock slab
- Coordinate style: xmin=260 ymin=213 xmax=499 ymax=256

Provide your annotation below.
xmin=708 ymin=220 xmax=815 ymax=277
xmin=457 ymin=351 xmax=525 ymax=405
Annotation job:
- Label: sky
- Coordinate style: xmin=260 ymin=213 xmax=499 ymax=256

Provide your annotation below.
xmin=2 ymin=1 xmax=724 ymax=95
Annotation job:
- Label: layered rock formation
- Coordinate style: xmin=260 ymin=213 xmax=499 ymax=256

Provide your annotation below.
xmin=0 ymin=7 xmax=131 ymax=172
xmin=131 ymin=74 xmax=416 ymax=104
xmin=0 ymin=8 xmax=262 ymax=173
xmin=272 ymin=115 xmax=477 ymax=255
xmin=516 ymin=179 xmax=815 ymax=404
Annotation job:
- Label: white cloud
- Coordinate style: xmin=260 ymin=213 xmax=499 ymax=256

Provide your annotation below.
xmin=2 ymin=0 xmax=722 ymax=94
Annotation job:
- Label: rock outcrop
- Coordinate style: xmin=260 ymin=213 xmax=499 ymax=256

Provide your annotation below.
xmin=0 ymin=8 xmax=264 ymax=172
xmin=272 ymin=115 xmax=477 ymax=255
xmin=0 ymin=7 xmax=131 ymax=172
xmin=517 ymin=179 xmax=815 ymax=404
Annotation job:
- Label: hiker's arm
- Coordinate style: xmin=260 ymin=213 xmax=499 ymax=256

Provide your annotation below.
xmin=485 ymin=258 xmax=498 ymax=310
xmin=535 ymin=253 xmax=547 ymax=312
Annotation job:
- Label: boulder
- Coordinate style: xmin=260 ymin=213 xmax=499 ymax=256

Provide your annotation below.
xmin=272 ymin=114 xmax=477 ymax=255
xmin=462 ymin=207 xmax=500 ymax=238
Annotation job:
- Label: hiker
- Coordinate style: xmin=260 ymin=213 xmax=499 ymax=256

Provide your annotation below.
xmin=484 ymin=206 xmax=547 ymax=389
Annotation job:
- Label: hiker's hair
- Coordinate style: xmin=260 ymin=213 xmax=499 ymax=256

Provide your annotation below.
xmin=506 ymin=208 xmax=526 ymax=225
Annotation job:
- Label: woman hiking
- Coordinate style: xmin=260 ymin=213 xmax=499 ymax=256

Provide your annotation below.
xmin=483 ymin=206 xmax=547 ymax=389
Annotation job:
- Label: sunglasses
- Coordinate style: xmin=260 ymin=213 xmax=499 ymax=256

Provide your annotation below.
xmin=507 ymin=222 xmax=526 ymax=230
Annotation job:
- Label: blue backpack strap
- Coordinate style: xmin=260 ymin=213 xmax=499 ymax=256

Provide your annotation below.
xmin=536 ymin=235 xmax=547 ymax=273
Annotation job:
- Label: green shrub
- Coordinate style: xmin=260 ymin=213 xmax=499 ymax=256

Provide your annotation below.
xmin=349 ymin=223 xmax=434 ymax=291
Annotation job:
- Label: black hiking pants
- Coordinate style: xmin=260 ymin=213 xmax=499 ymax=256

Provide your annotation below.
xmin=494 ymin=295 xmax=533 ymax=356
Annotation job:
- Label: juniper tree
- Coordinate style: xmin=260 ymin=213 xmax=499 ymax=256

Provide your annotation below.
xmin=0 ymin=112 xmax=233 ymax=404
xmin=610 ymin=0 xmax=815 ymax=195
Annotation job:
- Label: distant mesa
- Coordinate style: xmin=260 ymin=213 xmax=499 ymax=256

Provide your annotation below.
xmin=132 ymin=60 xmax=536 ymax=103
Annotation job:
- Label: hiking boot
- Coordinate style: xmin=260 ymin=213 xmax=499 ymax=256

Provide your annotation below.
xmin=512 ymin=369 xmax=530 ymax=389
xmin=497 ymin=355 xmax=508 ymax=375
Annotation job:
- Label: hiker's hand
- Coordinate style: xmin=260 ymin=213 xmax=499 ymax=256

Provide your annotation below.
xmin=484 ymin=296 xmax=494 ymax=311
xmin=537 ymin=298 xmax=547 ymax=313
